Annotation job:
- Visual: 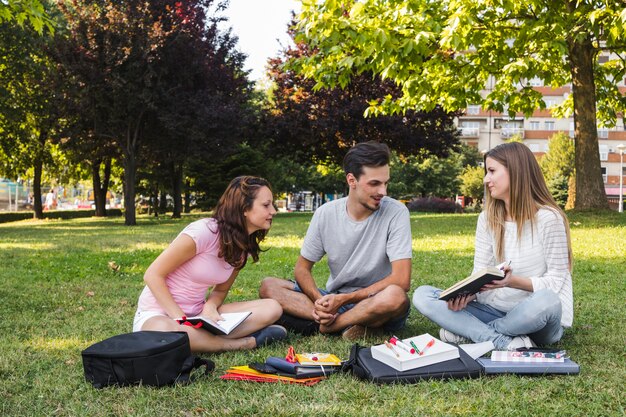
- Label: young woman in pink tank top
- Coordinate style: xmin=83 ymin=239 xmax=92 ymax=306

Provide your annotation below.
xmin=134 ymin=176 xmax=287 ymax=353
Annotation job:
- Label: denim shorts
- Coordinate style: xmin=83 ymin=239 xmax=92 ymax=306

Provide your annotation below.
xmin=292 ymin=281 xmax=410 ymax=332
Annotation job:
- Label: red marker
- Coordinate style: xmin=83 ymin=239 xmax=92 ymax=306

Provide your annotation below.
xmin=389 ymin=336 xmax=416 ymax=354
xmin=419 ymin=338 xmax=435 ymax=356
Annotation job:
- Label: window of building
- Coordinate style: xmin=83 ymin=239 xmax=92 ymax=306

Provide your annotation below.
xmin=460 ymin=121 xmax=480 ymax=137
xmin=597 ymin=126 xmax=609 ymax=138
xmin=528 ymin=77 xmax=543 ymax=86
xmin=529 ymin=121 xmax=540 ymax=130
xmin=544 ymin=121 xmax=555 ymax=130
xmin=528 ymin=143 xmax=540 ymax=152
xmin=599 ymin=145 xmax=609 ymax=161
xmin=466 ymin=105 xmax=480 ymax=115
xmin=601 ymin=167 xmax=607 ymax=183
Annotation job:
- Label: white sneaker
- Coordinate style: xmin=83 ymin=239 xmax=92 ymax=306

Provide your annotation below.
xmin=506 ymin=335 xmax=537 ymax=351
xmin=439 ymin=328 xmax=470 ymax=344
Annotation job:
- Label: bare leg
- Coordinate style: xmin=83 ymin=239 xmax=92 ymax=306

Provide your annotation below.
xmin=141 ymin=299 xmax=282 ymax=353
xmin=319 ymin=285 xmax=409 ymax=334
xmin=259 ymin=277 xmax=316 ymax=320
xmin=218 ymin=299 xmax=282 ymax=339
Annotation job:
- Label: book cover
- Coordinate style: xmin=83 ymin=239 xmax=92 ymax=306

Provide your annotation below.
xmin=180 ymin=312 xmax=251 ymax=335
xmin=477 ymin=358 xmax=580 ymax=375
xmin=295 ymin=353 xmax=342 ymax=366
xmin=265 ymin=357 xmax=340 ymax=379
xmin=438 ymin=262 xmax=507 ymax=301
xmin=370 ymin=334 xmax=460 ymax=372
xmin=490 ymin=350 xmax=566 ymax=363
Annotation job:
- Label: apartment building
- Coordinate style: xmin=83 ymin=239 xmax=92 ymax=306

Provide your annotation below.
xmin=456 ymin=76 xmax=626 ymax=208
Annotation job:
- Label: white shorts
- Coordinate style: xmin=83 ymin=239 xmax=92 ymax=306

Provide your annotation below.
xmin=133 ymin=309 xmax=168 ymax=332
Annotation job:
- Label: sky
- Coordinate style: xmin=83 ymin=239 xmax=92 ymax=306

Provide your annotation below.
xmin=222 ymin=0 xmax=302 ymax=81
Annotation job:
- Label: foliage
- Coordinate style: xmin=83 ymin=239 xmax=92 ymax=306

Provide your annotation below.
xmin=0 ymin=208 xmax=122 ymax=223
xmin=540 ymin=132 xmax=576 ymax=207
xmin=0 ymin=7 xmax=69 ymax=218
xmin=541 ymin=132 xmax=576 ymax=179
xmin=266 ymin=18 xmax=460 ymax=165
xmin=189 ymin=143 xmax=346 ymax=209
xmin=295 ymin=0 xmax=626 ymax=209
xmin=56 ymin=0 xmax=252 ymax=224
xmin=1 ymin=212 xmax=623 ymax=415
xmin=406 ymin=196 xmax=461 ymax=213
xmin=566 ymin=173 xmax=577 ymax=210
xmin=460 ymin=165 xmax=485 ymax=205
xmin=0 ymin=0 xmax=54 ymax=34
xmin=388 ymin=144 xmax=482 ymax=200
xmin=389 ymin=152 xmax=462 ymax=200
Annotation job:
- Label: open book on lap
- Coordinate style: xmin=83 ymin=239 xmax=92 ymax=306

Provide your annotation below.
xmin=178 ymin=312 xmax=251 ymax=335
xmin=438 ymin=261 xmax=508 ymax=301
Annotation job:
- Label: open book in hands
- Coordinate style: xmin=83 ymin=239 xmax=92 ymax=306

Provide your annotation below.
xmin=438 ymin=261 xmax=509 ymax=301
xmin=177 ymin=312 xmax=251 ymax=335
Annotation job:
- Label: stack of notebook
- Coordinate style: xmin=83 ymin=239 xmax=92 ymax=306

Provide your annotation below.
xmin=221 ymin=353 xmax=342 ymax=385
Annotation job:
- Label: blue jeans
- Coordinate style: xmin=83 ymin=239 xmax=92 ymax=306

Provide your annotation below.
xmin=293 ymin=281 xmax=409 ymax=332
xmin=412 ymin=285 xmax=564 ymax=349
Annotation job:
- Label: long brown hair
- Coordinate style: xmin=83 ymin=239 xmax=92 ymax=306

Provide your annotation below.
xmin=484 ymin=142 xmax=572 ymax=269
xmin=212 ymin=176 xmax=272 ymax=269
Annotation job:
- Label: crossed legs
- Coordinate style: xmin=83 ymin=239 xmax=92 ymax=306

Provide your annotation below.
xmin=140 ymin=298 xmax=282 ymax=353
xmin=259 ymin=277 xmax=409 ymax=334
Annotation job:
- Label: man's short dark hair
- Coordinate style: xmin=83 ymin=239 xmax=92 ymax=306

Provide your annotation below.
xmin=343 ymin=141 xmax=391 ymax=179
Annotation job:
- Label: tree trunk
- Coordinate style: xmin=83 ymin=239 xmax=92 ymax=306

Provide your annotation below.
xmin=568 ymin=35 xmax=609 ymax=210
xmin=171 ymin=162 xmax=182 ymax=219
xmin=123 ymin=118 xmax=141 ymax=226
xmin=123 ymin=151 xmax=137 ymax=225
xmin=153 ymin=184 xmax=160 ymax=217
xmin=158 ymin=189 xmax=167 ymax=214
xmin=92 ymin=158 xmax=111 ymax=217
xmin=32 ymin=152 xmax=44 ymax=219
xmin=183 ymin=180 xmax=191 ymax=213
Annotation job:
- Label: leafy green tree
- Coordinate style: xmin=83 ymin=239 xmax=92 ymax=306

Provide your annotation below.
xmin=266 ymin=19 xmax=460 ymax=165
xmin=541 ymin=132 xmax=576 ymax=179
xmin=0 ymin=0 xmax=53 ymax=34
xmin=460 ymin=166 xmax=485 ymax=207
xmin=388 ymin=151 xmax=463 ymax=200
xmin=0 ymin=10 xmax=67 ymax=218
xmin=540 ymin=132 xmax=575 ymax=207
xmin=296 ymin=0 xmax=626 ymax=210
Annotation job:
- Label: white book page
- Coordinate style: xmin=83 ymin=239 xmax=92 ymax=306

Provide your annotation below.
xmin=212 ymin=312 xmax=250 ymax=333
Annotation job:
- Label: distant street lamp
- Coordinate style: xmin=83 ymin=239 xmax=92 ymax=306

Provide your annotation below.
xmin=617 ymin=143 xmax=626 ymax=213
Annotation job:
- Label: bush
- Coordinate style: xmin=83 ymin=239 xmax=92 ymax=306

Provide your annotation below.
xmin=0 ymin=209 xmax=123 ymax=224
xmin=406 ymin=197 xmax=462 ymax=213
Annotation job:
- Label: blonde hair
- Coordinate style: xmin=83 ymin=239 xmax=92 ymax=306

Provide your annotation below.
xmin=483 ymin=142 xmax=572 ymax=270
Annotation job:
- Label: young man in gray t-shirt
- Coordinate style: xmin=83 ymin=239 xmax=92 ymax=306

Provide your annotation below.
xmin=260 ymin=142 xmax=412 ymax=340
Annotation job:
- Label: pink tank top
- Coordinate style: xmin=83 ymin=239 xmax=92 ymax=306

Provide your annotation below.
xmin=137 ymin=218 xmax=235 ymax=316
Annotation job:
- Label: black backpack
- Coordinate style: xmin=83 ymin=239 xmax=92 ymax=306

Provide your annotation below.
xmin=82 ymin=331 xmax=213 ymax=388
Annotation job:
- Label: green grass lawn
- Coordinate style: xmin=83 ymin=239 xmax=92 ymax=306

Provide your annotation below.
xmin=0 ymin=211 xmax=624 ymax=416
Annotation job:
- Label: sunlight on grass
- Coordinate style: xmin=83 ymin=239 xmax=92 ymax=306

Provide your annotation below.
xmin=0 ymin=242 xmax=56 ymax=250
xmin=265 ymin=235 xmax=303 ymax=248
xmin=26 ymin=337 xmax=86 ymax=352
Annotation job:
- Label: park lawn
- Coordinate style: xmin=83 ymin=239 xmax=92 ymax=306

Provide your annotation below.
xmin=0 ymin=211 xmax=624 ymax=416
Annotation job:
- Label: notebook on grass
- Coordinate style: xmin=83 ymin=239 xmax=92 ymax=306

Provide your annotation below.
xmin=477 ymin=357 xmax=580 ymax=375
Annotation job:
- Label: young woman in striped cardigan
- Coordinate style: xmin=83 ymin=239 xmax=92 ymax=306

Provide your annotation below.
xmin=413 ymin=142 xmax=573 ymax=350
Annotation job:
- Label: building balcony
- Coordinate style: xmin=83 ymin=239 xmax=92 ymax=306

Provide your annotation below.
xmin=460 ymin=127 xmax=480 ymax=137
xmin=500 ymin=128 xmax=525 ymax=138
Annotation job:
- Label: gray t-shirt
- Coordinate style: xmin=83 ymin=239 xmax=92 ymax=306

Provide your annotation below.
xmin=301 ymin=196 xmax=412 ymax=293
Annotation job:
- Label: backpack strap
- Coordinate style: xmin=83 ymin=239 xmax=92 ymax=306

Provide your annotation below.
xmin=175 ymin=356 xmax=214 ymax=384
